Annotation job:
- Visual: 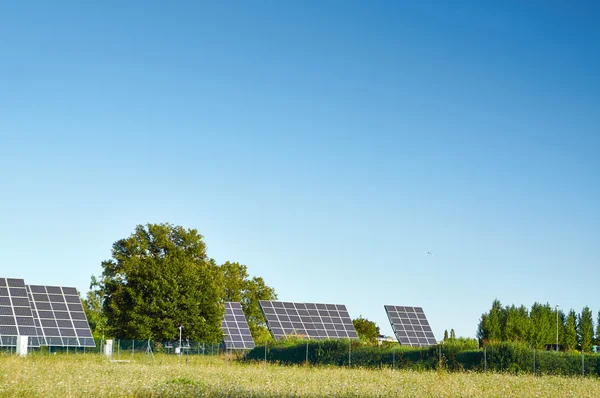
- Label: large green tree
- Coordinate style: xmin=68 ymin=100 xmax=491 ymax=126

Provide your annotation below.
xmin=502 ymin=305 xmax=531 ymax=343
xmin=477 ymin=299 xmax=503 ymax=343
xmin=578 ymin=306 xmax=594 ymax=352
xmin=220 ymin=261 xmax=277 ymax=343
xmin=98 ymin=223 xmax=225 ymax=341
xmin=353 ymin=316 xmax=380 ymax=343
xmin=564 ymin=310 xmax=578 ymax=351
xmin=530 ymin=302 xmax=555 ymax=349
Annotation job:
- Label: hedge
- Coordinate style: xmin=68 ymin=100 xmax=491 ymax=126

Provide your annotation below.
xmin=244 ymin=340 xmax=600 ymax=376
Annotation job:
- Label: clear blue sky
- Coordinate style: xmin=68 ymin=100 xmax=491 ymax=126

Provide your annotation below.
xmin=1 ymin=1 xmax=598 ymax=339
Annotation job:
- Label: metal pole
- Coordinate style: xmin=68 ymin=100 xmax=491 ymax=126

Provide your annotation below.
xmin=264 ymin=342 xmax=267 ymax=366
xmin=556 ymin=305 xmax=559 ymax=351
xmin=392 ymin=348 xmax=395 ymax=369
xmin=132 ymin=339 xmax=135 ymax=359
xmin=118 ymin=339 xmax=120 ymax=359
xmin=533 ymin=349 xmax=535 ymax=375
xmin=582 ymin=349 xmax=584 ymax=378
xmin=348 ymin=340 xmax=351 ymax=368
xmin=305 ymin=342 xmax=308 ymax=366
xmin=484 ymin=347 xmax=487 ymax=372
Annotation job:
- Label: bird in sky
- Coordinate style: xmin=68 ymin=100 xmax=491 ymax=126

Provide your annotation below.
xmin=425 ymin=251 xmax=434 ymax=256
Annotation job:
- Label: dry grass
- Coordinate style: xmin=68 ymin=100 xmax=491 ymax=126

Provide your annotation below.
xmin=0 ymin=353 xmax=599 ymax=397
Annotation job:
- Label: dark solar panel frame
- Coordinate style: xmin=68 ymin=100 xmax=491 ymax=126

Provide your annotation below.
xmin=259 ymin=300 xmax=359 ymax=340
xmin=221 ymin=302 xmax=255 ymax=350
xmin=385 ymin=305 xmax=437 ymax=347
xmin=0 ymin=278 xmax=40 ymax=347
xmin=27 ymin=285 xmax=96 ymax=347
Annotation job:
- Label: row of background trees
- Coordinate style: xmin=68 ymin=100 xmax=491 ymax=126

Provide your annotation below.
xmin=477 ymin=299 xmax=600 ymax=351
xmin=85 ymin=223 xmax=597 ymax=349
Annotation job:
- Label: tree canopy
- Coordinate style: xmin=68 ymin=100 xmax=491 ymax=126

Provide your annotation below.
xmin=353 ymin=316 xmax=380 ymax=343
xmin=97 ymin=223 xmax=225 ymax=341
xmin=477 ymin=300 xmax=597 ymax=351
xmin=578 ymin=306 xmax=594 ymax=352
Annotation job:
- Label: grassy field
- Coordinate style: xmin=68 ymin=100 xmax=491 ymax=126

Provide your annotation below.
xmin=1 ymin=353 xmax=599 ymax=397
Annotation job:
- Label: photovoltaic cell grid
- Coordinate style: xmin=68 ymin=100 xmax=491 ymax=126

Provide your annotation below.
xmin=385 ymin=305 xmax=437 ymax=347
xmin=222 ymin=302 xmax=255 ymax=350
xmin=0 ymin=278 xmax=39 ymax=347
xmin=27 ymin=285 xmax=95 ymax=347
xmin=259 ymin=300 xmax=358 ymax=340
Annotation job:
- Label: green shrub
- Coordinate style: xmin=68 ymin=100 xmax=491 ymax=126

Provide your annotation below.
xmin=244 ymin=339 xmax=600 ymax=376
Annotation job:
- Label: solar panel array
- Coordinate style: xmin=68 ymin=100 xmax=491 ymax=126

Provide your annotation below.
xmin=0 ymin=278 xmax=39 ymax=347
xmin=222 ymin=302 xmax=255 ymax=350
xmin=385 ymin=305 xmax=437 ymax=347
xmin=28 ymin=285 xmax=95 ymax=347
xmin=260 ymin=300 xmax=358 ymax=340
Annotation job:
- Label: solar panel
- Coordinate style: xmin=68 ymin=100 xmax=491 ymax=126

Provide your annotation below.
xmin=221 ymin=302 xmax=255 ymax=350
xmin=385 ymin=305 xmax=437 ymax=347
xmin=259 ymin=300 xmax=358 ymax=340
xmin=0 ymin=278 xmax=40 ymax=347
xmin=27 ymin=285 xmax=96 ymax=347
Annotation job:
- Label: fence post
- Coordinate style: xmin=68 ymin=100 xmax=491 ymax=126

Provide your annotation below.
xmin=582 ymin=350 xmax=584 ymax=378
xmin=264 ymin=342 xmax=267 ymax=367
xmin=533 ymin=349 xmax=535 ymax=376
xmin=306 ymin=341 xmax=309 ymax=367
xmin=348 ymin=340 xmax=351 ymax=368
xmin=484 ymin=347 xmax=487 ymax=372
xmin=132 ymin=339 xmax=135 ymax=359
xmin=118 ymin=339 xmax=120 ymax=359
xmin=392 ymin=348 xmax=395 ymax=369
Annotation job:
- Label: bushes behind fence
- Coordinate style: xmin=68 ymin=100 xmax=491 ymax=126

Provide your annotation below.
xmin=245 ymin=340 xmax=600 ymax=376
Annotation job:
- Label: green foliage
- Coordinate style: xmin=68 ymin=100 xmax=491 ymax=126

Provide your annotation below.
xmin=444 ymin=337 xmax=479 ymax=350
xmin=220 ymin=261 xmax=277 ymax=341
xmin=245 ymin=340 xmax=600 ymax=376
xmin=443 ymin=330 xmax=448 ymax=341
xmin=530 ymin=302 xmax=555 ymax=349
xmin=98 ymin=223 xmax=225 ymax=342
xmin=477 ymin=299 xmax=503 ymax=343
xmin=450 ymin=329 xmax=456 ymax=340
xmin=502 ymin=305 xmax=531 ymax=343
xmin=564 ymin=310 xmax=578 ymax=351
xmin=81 ymin=275 xmax=107 ymax=340
xmin=578 ymin=306 xmax=594 ymax=352
xmin=477 ymin=300 xmax=596 ymax=351
xmin=352 ymin=316 xmax=380 ymax=343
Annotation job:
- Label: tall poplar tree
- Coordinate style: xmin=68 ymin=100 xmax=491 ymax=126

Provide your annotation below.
xmin=564 ymin=310 xmax=578 ymax=351
xmin=578 ymin=306 xmax=594 ymax=352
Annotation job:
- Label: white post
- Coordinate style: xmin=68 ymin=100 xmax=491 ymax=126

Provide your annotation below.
xmin=179 ymin=326 xmax=183 ymax=357
xmin=16 ymin=336 xmax=28 ymax=357
xmin=104 ymin=339 xmax=113 ymax=358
